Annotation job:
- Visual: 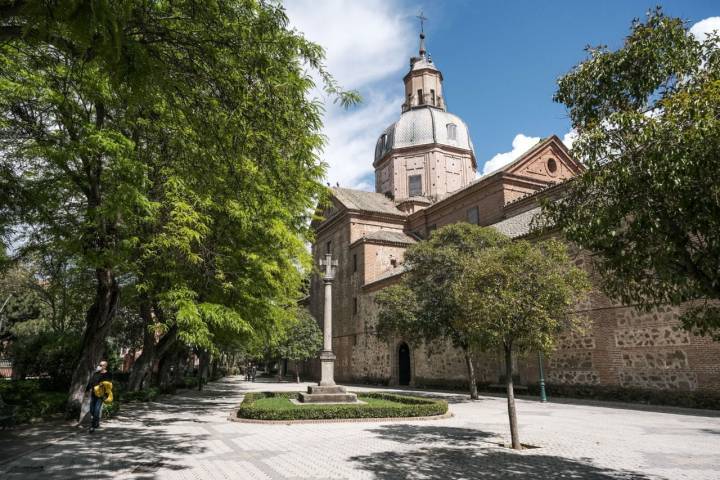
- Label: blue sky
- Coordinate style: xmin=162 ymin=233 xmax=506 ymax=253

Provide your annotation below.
xmin=285 ymin=1 xmax=719 ymax=189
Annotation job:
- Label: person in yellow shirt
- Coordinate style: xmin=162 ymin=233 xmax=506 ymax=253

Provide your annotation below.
xmin=85 ymin=360 xmax=112 ymax=433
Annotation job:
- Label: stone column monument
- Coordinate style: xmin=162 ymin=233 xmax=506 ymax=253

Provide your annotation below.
xmin=298 ymin=253 xmax=358 ymax=403
xmin=319 ymin=253 xmax=338 ymax=386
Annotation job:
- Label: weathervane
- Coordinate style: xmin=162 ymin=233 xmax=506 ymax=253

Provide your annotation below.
xmin=417 ymin=10 xmax=427 ymax=33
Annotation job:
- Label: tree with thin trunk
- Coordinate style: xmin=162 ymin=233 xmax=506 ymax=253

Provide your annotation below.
xmin=277 ymin=308 xmax=323 ymax=383
xmin=376 ymin=224 xmax=510 ymax=399
xmin=454 ymin=239 xmax=590 ymax=449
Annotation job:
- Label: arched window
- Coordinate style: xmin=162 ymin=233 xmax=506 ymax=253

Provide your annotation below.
xmin=447 ymin=123 xmax=457 ymax=140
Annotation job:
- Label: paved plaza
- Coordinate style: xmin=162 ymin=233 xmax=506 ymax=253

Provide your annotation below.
xmin=0 ymin=376 xmax=719 ymax=479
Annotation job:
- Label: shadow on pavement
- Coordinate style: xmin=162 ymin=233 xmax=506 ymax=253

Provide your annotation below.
xmin=0 ymin=378 xmax=250 ymax=479
xmin=352 ymin=423 xmax=654 ymax=480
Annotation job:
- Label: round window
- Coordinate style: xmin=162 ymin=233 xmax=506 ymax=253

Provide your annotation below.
xmin=547 ymin=158 xmax=558 ymax=174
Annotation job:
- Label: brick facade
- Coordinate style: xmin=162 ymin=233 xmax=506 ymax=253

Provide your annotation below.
xmin=308 ymin=137 xmax=720 ymax=396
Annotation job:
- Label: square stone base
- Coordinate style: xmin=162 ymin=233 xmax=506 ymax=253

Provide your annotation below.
xmin=297 ymin=385 xmax=359 ymax=404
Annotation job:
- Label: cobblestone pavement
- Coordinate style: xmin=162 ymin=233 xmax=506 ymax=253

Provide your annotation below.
xmin=1 ymin=376 xmax=719 ymax=479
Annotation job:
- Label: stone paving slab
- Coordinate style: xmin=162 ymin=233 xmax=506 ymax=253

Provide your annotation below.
xmin=0 ymin=376 xmax=718 ymax=479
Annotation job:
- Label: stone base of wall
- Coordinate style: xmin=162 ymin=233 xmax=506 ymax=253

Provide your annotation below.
xmin=524 ymin=383 xmax=720 ymax=410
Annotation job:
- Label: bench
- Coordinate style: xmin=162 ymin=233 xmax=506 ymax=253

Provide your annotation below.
xmin=0 ymin=393 xmax=18 ymax=429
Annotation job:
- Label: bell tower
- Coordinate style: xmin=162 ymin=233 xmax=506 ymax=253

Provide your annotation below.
xmin=373 ymin=18 xmax=477 ymax=207
xmin=402 ymin=28 xmax=445 ymax=112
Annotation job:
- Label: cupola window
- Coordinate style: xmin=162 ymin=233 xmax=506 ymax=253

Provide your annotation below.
xmin=430 ymin=89 xmax=436 ymax=106
xmin=408 ymin=174 xmax=422 ymax=197
xmin=417 ymin=89 xmax=424 ymax=105
xmin=447 ymin=123 xmax=457 ymax=140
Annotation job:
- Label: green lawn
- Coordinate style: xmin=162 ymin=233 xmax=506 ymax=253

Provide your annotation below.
xmin=237 ymin=391 xmax=448 ymax=421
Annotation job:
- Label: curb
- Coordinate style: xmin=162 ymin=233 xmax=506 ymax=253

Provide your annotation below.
xmin=227 ymin=409 xmax=453 ymax=425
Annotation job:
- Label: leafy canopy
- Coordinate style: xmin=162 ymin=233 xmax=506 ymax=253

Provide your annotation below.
xmin=0 ymin=1 xmax=358 ymax=359
xmin=277 ymin=308 xmax=323 ymax=363
xmin=545 ymin=8 xmax=720 ymax=338
xmin=454 ymin=239 xmax=590 ymax=352
xmin=376 ymin=224 xmax=510 ymax=351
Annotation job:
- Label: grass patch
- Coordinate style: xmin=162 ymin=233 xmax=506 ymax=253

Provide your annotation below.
xmin=237 ymin=392 xmax=448 ymax=421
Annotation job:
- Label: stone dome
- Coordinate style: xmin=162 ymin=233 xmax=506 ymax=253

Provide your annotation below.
xmin=374 ymin=107 xmax=474 ymax=163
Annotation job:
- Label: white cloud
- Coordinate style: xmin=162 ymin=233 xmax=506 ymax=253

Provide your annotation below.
xmin=284 ymin=0 xmax=415 ymax=189
xmin=481 ymin=134 xmax=541 ymax=175
xmin=690 ymin=17 xmax=720 ymax=43
xmin=562 ymin=129 xmax=577 ymax=150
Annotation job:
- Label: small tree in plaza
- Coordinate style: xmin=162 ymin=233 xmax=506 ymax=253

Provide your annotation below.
xmin=277 ymin=308 xmax=323 ymax=383
xmin=454 ymin=239 xmax=590 ymax=450
xmin=376 ymin=224 xmax=510 ymax=399
xmin=546 ymin=9 xmax=720 ymax=338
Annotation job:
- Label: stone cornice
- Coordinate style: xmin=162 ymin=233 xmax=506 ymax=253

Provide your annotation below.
xmin=373 ymin=143 xmax=475 ymax=169
xmin=314 ymin=208 xmax=406 ymax=237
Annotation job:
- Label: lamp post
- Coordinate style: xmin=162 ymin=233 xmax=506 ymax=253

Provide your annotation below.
xmin=318 ymin=253 xmax=338 ymax=387
xmin=538 ymin=351 xmax=548 ymax=403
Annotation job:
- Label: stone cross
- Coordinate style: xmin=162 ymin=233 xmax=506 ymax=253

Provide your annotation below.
xmin=318 ymin=253 xmax=338 ymax=386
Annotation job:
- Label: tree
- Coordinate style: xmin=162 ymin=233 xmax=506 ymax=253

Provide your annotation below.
xmin=454 ymin=239 xmax=590 ymax=449
xmin=277 ymin=308 xmax=322 ymax=383
xmin=0 ymin=1 xmax=356 ymax=411
xmin=545 ymin=8 xmax=720 ymax=338
xmin=376 ymin=224 xmax=510 ymax=399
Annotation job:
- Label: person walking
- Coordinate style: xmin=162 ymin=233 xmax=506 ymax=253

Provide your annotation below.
xmin=85 ymin=360 xmax=113 ymax=433
xmin=250 ymin=363 xmax=257 ymax=383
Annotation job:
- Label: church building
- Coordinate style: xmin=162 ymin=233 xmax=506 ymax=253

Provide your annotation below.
xmin=308 ymin=31 xmax=720 ymax=396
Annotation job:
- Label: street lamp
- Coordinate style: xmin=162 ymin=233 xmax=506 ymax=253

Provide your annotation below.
xmin=538 ymin=351 xmax=548 ymax=403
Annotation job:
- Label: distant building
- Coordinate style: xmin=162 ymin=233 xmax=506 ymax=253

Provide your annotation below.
xmin=308 ymin=31 xmax=720 ymax=396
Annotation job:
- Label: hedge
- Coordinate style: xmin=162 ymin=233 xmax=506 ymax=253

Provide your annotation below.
xmin=237 ymin=391 xmax=448 ymax=421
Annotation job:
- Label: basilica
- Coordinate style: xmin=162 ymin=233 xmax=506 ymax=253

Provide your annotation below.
xmin=307 ymin=32 xmax=720 ymax=396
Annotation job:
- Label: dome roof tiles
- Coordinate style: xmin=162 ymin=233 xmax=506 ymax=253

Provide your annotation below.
xmin=375 ymin=107 xmax=474 ymax=163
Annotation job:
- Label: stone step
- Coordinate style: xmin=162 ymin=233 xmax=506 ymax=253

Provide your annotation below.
xmin=297 ymin=391 xmax=359 ymax=404
xmin=307 ymin=385 xmax=348 ymax=395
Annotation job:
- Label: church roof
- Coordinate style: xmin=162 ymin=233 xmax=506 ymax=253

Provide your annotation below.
xmin=490 ymin=206 xmax=543 ymax=239
xmin=332 ymin=187 xmax=404 ymax=216
xmin=374 ymin=107 xmax=474 ymax=163
xmin=363 ymin=230 xmax=417 ymax=244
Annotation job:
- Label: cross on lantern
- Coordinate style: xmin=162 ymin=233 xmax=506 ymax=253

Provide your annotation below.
xmin=417 ymin=10 xmax=427 ymax=33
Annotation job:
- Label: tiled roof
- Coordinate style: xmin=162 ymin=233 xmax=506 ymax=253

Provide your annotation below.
xmin=363 ymin=267 xmax=406 ymax=289
xmin=363 ymin=230 xmax=417 ymax=244
xmin=490 ymin=206 xmax=545 ymax=239
xmin=332 ymin=188 xmax=405 ymax=216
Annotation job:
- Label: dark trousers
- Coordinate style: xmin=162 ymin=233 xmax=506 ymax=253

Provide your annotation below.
xmin=90 ymin=394 xmax=103 ymax=428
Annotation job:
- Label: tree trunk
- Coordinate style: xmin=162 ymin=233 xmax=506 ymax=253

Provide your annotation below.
xmin=128 ymin=321 xmax=178 ymax=392
xmin=505 ymin=343 xmax=521 ymax=450
xmin=198 ymin=350 xmax=211 ymax=390
xmin=127 ymin=299 xmax=155 ymax=391
xmin=463 ymin=349 xmax=479 ymax=400
xmin=295 ymin=361 xmax=300 ymax=383
xmin=172 ymin=349 xmax=186 ymax=387
xmin=67 ymin=268 xmax=119 ymax=418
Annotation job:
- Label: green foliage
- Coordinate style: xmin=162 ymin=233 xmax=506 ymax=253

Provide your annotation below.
xmin=0 ymin=1 xmax=359 ymax=387
xmin=119 ymin=387 xmax=160 ymax=403
xmin=0 ymin=380 xmax=67 ymax=423
xmin=236 ymin=392 xmax=448 ymax=421
xmin=454 ymin=239 xmax=591 ymax=353
xmin=546 ymin=8 xmax=720 ymax=338
xmin=277 ymin=308 xmax=323 ymax=362
xmin=8 ymin=332 xmax=82 ymax=388
xmin=376 ymin=224 xmax=510 ymax=351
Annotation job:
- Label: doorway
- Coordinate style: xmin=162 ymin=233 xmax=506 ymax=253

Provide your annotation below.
xmin=398 ymin=342 xmax=411 ymax=386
